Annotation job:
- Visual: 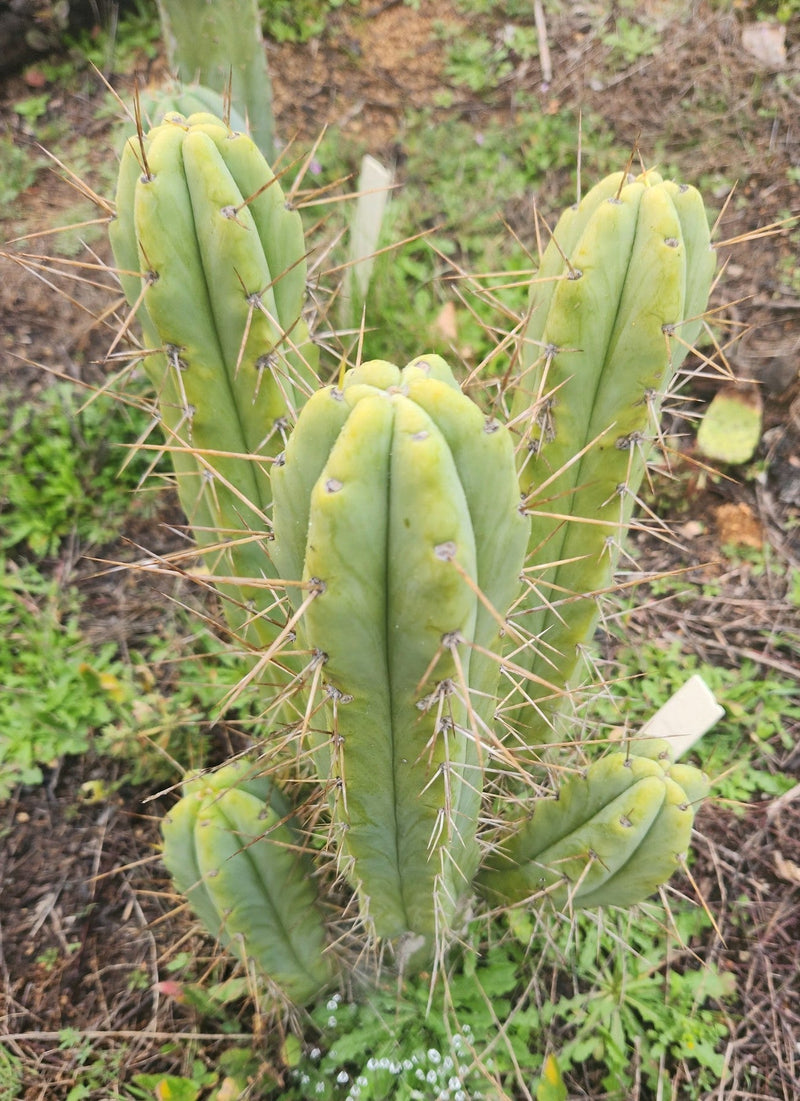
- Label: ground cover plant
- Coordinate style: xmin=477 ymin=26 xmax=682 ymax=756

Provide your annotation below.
xmin=0 ymin=2 xmax=798 ymax=1099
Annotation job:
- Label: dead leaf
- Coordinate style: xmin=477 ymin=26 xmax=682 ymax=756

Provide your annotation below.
xmin=715 ymin=502 xmax=763 ymax=549
xmin=774 ymin=851 xmax=800 ymax=887
xmin=741 ymin=22 xmax=787 ymax=70
xmin=432 ymin=300 xmax=458 ymax=344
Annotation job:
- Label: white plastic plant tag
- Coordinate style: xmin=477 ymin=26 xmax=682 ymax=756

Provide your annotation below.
xmin=640 ymin=674 xmax=725 ymax=760
xmin=343 ymin=154 xmax=395 ymax=311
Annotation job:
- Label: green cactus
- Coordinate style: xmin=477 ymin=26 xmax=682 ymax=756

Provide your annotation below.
xmin=508 ymin=170 xmax=717 ymax=747
xmin=109 ymin=110 xmax=317 ymax=650
xmin=102 ymin=125 xmax=719 ymax=1003
xmin=133 ymin=80 xmax=248 ymax=134
xmin=477 ymin=743 xmax=709 ymax=911
xmin=270 ymin=355 xmax=529 ymax=954
xmin=161 ymin=760 xmax=334 ymax=1005
xmin=155 ymin=0 xmax=275 ymax=159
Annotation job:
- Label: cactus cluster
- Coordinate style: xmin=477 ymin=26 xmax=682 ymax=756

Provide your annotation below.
xmin=478 ymin=740 xmax=710 ymax=911
xmin=161 ymin=760 xmax=333 ymax=1004
xmin=109 ymin=109 xmax=716 ymax=1006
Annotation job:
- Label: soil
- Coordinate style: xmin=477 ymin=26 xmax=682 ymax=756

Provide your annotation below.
xmin=0 ymin=2 xmax=799 ymax=1098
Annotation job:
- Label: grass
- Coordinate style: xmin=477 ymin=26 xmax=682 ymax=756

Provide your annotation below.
xmin=0 ymin=559 xmax=123 ymax=798
xmin=0 ymin=135 xmax=42 ymax=208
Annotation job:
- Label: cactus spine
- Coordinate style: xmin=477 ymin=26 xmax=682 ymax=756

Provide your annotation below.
xmin=109 ymin=111 xmax=316 ymax=650
xmin=509 ymin=170 xmax=717 ymax=747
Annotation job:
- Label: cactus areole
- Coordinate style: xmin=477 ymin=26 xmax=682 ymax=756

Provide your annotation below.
xmin=271 ymin=356 xmax=529 ymax=954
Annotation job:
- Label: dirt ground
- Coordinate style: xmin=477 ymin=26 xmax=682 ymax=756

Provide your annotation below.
xmin=0 ymin=2 xmax=799 ymax=1098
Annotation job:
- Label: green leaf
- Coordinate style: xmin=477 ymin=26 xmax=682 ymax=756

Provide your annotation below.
xmin=536 ymin=1054 xmax=567 ymax=1101
xmin=129 ymin=1074 xmax=201 ymax=1101
xmin=697 ymin=385 xmax=763 ymax=465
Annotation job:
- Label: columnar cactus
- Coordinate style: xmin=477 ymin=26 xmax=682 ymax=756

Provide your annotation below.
xmin=508 ymin=170 xmax=717 ymax=747
xmin=161 ymin=760 xmax=334 ymax=1004
xmin=270 ymin=355 xmax=529 ymax=954
xmin=116 ymin=127 xmax=716 ymax=1005
xmin=109 ymin=110 xmax=317 ymax=650
xmin=478 ymin=741 xmax=709 ymax=911
xmin=133 ymin=80 xmax=248 ymax=134
xmin=155 ymin=0 xmax=275 ymax=159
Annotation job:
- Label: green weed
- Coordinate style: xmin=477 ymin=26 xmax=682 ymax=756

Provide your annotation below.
xmin=0 ymin=554 xmax=256 ymax=800
xmin=600 ymin=15 xmax=662 ymax=66
xmin=0 ymin=383 xmax=155 ymax=558
xmin=0 ymin=560 xmax=135 ymax=799
xmin=440 ymin=30 xmax=515 ymax=95
xmin=263 ymin=898 xmax=732 ymax=1100
xmin=127 ymin=1066 xmax=215 ymax=1100
xmin=0 ymin=136 xmax=41 ymax=207
xmin=74 ymin=0 xmax=161 ymax=74
xmin=54 ymin=1030 xmax=129 ymax=1101
xmin=12 ymin=94 xmax=51 ymax=124
xmin=0 ymin=1047 xmax=24 ymax=1101
xmin=537 ymin=908 xmax=734 ymax=1099
xmin=259 ymin=0 xmax=355 ymax=43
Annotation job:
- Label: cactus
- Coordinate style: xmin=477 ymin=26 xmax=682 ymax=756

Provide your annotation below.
xmin=133 ymin=79 xmax=248 ymax=134
xmin=270 ymin=355 xmax=530 ymax=954
xmin=508 ymin=170 xmax=717 ymax=747
xmin=108 ymin=110 xmax=317 ymax=650
xmin=155 ymin=0 xmax=275 ymax=159
xmin=477 ymin=742 xmax=709 ymax=911
xmin=103 ymin=124 xmax=719 ymax=1003
xmin=161 ymin=759 xmax=334 ymax=1005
